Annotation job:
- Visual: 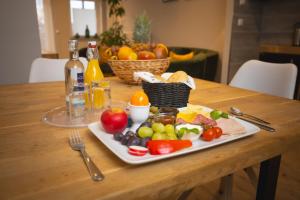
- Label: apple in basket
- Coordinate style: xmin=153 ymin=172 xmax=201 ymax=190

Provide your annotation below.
xmin=100 ymin=108 xmax=128 ymax=134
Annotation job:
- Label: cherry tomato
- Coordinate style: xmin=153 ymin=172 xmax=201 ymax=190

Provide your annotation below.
xmin=213 ymin=127 xmax=223 ymax=138
xmin=201 ymin=128 xmax=216 ymax=141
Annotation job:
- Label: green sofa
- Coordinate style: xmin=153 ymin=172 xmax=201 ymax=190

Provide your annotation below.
xmin=167 ymin=47 xmax=219 ymax=81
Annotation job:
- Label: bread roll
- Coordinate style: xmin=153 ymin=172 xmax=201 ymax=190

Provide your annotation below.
xmin=154 ymin=75 xmax=167 ymax=83
xmin=167 ymin=71 xmax=188 ymax=83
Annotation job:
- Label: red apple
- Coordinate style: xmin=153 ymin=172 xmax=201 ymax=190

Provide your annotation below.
xmin=137 ymin=51 xmax=156 ymax=60
xmin=100 ymin=108 xmax=128 ymax=134
xmin=153 ymin=47 xmax=168 ymax=59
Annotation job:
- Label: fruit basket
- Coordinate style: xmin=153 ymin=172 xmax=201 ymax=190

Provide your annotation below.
xmin=107 ymin=58 xmax=170 ymax=84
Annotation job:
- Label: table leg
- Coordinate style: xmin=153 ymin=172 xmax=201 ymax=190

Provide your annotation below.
xmin=177 ymin=188 xmax=194 ymax=200
xmin=256 ymin=155 xmax=281 ymax=200
xmin=244 ymin=167 xmax=258 ymax=188
xmin=219 ymin=174 xmax=233 ymax=200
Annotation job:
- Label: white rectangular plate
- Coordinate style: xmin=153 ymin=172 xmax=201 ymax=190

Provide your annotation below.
xmin=88 ymin=117 xmax=260 ymax=165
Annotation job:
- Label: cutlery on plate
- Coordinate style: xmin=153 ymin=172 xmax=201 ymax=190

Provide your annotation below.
xmin=69 ymin=130 xmax=104 ymax=181
xmin=230 ymin=107 xmax=271 ymax=125
xmin=235 ymin=116 xmax=275 ymax=132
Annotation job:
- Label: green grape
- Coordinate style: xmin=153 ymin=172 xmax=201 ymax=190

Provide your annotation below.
xmin=150 ymin=106 xmax=159 ymax=114
xmin=138 ymin=126 xmax=154 ymax=138
xmin=152 ymin=132 xmax=167 ymax=140
xmin=167 ymin=132 xmax=178 ymax=140
xmin=151 ymin=122 xmax=165 ymax=133
xmin=165 ymin=124 xmax=175 ymax=135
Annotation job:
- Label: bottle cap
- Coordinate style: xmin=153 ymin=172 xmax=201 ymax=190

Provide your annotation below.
xmin=88 ymin=41 xmax=97 ymax=48
xmin=68 ymin=40 xmax=78 ymax=51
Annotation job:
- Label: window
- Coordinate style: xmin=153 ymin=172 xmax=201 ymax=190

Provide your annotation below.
xmin=84 ymin=1 xmax=95 ymax=9
xmin=70 ymin=0 xmax=97 ymax=36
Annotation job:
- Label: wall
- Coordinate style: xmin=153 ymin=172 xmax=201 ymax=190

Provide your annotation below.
xmin=0 ymin=0 xmax=41 ymax=85
xmin=121 ymin=0 xmax=227 ymax=82
xmin=227 ymin=0 xmax=262 ymax=82
xmin=227 ymin=0 xmax=300 ymax=82
xmin=260 ymin=0 xmax=300 ymax=45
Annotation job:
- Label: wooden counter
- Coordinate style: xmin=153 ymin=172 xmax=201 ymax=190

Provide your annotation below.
xmin=0 ymin=77 xmax=299 ymax=200
xmin=260 ymin=44 xmax=300 ymax=55
xmin=259 ymin=44 xmax=300 ymax=100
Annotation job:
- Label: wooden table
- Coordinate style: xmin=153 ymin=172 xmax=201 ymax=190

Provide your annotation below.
xmin=0 ymin=77 xmax=299 ymax=200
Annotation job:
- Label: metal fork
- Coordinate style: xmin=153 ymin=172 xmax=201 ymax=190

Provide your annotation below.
xmin=69 ymin=130 xmax=104 ymax=181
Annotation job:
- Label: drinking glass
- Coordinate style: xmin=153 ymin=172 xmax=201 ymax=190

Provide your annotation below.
xmin=69 ymin=84 xmax=90 ymax=118
xmin=83 ymin=83 xmax=91 ymax=111
xmin=91 ymin=80 xmax=111 ymax=112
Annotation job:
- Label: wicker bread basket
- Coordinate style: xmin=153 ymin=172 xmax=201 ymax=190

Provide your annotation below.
xmin=142 ymin=81 xmax=191 ymax=108
xmin=107 ymin=58 xmax=170 ymax=84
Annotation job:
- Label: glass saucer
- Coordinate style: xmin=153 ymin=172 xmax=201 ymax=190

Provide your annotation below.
xmin=42 ymin=106 xmax=100 ymax=128
xmin=42 ymin=100 xmax=128 ymax=128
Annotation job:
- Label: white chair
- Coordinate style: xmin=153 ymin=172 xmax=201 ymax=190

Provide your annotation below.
xmin=29 ymin=57 xmax=88 ymax=83
xmin=230 ymin=60 xmax=298 ymax=99
xmin=217 ymin=60 xmax=298 ymax=200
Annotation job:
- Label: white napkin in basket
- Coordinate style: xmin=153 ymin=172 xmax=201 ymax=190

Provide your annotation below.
xmin=133 ymin=72 xmax=196 ymax=89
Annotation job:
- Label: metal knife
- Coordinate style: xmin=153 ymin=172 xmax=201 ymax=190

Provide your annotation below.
xmin=235 ymin=116 xmax=276 ymax=132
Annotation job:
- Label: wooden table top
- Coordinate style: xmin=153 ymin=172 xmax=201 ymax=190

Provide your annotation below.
xmin=0 ymin=77 xmax=299 ymax=200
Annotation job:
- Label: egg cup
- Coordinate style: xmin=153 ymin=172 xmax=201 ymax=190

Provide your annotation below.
xmin=128 ymin=103 xmax=150 ymax=132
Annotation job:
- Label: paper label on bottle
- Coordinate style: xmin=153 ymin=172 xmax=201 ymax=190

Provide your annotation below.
xmin=70 ymin=69 xmax=83 ymax=81
xmin=77 ymin=72 xmax=84 ymax=84
xmin=70 ymin=69 xmax=84 ymax=91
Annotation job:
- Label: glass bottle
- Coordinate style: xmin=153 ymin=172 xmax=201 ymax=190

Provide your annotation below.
xmin=85 ymin=41 xmax=104 ymax=109
xmin=85 ymin=41 xmax=104 ymax=82
xmin=64 ymin=40 xmax=85 ymax=114
xmin=85 ymin=25 xmax=90 ymax=38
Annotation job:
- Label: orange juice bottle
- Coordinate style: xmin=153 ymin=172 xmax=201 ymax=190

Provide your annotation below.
xmin=84 ymin=41 xmax=104 ymax=109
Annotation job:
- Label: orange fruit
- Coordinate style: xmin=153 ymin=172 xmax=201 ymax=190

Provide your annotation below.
xmin=156 ymin=43 xmax=169 ymax=55
xmin=118 ymin=46 xmax=133 ymax=60
xmin=130 ymin=91 xmax=149 ymax=106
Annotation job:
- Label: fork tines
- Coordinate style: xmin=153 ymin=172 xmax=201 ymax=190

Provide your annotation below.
xmin=69 ymin=129 xmax=82 ymax=145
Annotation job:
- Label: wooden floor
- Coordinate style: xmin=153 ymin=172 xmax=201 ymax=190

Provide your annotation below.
xmin=185 ymin=144 xmax=300 ymax=200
